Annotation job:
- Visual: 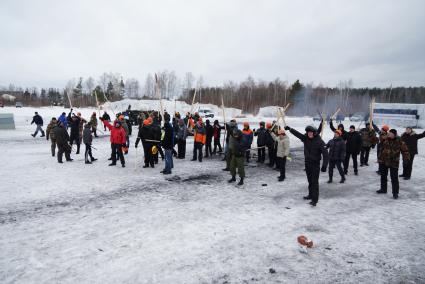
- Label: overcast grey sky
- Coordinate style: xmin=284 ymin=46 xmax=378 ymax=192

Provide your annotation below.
xmin=1 ymin=0 xmax=424 ymax=89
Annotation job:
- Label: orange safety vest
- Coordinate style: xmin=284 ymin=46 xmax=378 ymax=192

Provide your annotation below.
xmin=194 ymin=131 xmax=206 ymax=144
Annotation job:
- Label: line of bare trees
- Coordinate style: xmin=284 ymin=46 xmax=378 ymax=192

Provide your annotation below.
xmin=2 ymin=75 xmax=425 ymax=115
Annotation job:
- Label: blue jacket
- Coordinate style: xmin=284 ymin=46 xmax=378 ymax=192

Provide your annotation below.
xmin=58 ymin=114 xmax=68 ymax=128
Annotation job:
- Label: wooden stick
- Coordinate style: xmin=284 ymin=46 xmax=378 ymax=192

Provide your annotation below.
xmin=187 ymin=88 xmax=197 ymax=128
xmin=331 ymin=108 xmax=341 ymax=119
xmin=369 ymin=97 xmax=375 ymax=130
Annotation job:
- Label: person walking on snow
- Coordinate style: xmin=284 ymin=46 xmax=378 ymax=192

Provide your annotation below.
xmin=285 ymin=125 xmax=329 ymax=206
xmin=377 ymin=129 xmax=410 ymax=199
xmin=46 ymin=117 xmax=58 ymax=157
xmin=53 ymin=121 xmax=73 ymax=163
xmin=271 ymin=129 xmax=290 ymax=182
xmin=101 ymin=118 xmax=126 ymax=167
xmin=400 ymin=127 xmax=425 ymax=180
xmin=228 ymin=129 xmax=246 ymax=185
xmin=31 ymin=112 xmax=45 ymax=137
xmin=83 ymin=122 xmax=97 ymax=164
xmin=326 ymin=130 xmax=346 ymax=183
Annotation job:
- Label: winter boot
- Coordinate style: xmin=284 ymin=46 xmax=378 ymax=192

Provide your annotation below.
xmin=85 ymin=161 xmax=92 ymax=164
xmin=109 ymin=163 xmax=116 ymax=166
xmin=327 ymin=179 xmax=333 ymax=183
xmin=228 ymin=176 xmax=236 ymax=183
xmin=376 ymin=189 xmax=387 ymax=194
xmin=237 ymin=178 xmax=244 ymax=185
xmin=91 ymin=158 xmax=97 ymax=162
xmin=340 ymin=177 xmax=345 ymax=183
xmin=222 ymin=168 xmax=230 ymax=171
xmin=309 ymin=201 xmax=317 ymax=206
xmin=278 ymin=176 xmax=285 ymax=182
xmin=31 ymin=134 xmax=35 ymax=137
xmin=303 ymin=196 xmax=312 ymax=200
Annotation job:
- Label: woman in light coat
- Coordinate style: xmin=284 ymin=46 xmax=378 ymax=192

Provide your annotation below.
xmin=271 ymin=129 xmax=290 ymax=181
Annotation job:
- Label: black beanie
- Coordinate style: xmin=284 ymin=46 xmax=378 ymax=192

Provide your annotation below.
xmin=389 ymin=129 xmax=397 ymax=136
xmin=350 ymin=125 xmax=355 ymax=129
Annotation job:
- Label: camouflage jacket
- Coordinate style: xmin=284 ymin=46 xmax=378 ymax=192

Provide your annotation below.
xmin=359 ymin=127 xmax=378 ymax=147
xmin=46 ymin=121 xmax=57 ymax=140
xmin=378 ymin=136 xmax=410 ymax=168
xmin=90 ymin=115 xmax=98 ymax=127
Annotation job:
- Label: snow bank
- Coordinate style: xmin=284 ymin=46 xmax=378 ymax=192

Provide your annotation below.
xmin=102 ymin=99 xmax=242 ymax=120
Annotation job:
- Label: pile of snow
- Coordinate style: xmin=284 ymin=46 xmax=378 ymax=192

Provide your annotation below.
xmin=102 ymin=99 xmax=242 ymax=120
xmin=257 ymin=106 xmax=281 ymax=118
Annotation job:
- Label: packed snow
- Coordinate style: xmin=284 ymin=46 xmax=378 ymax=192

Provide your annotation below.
xmin=1 ymin=104 xmax=425 ymax=283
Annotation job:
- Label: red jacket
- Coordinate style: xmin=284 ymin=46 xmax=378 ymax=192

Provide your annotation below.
xmin=103 ymin=120 xmax=126 ymax=144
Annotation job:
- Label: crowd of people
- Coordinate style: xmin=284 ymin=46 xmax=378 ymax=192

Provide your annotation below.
xmin=31 ymin=109 xmax=425 ymax=206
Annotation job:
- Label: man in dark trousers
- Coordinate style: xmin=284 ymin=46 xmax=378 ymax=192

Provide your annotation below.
xmin=377 ymin=129 xmax=410 ymax=199
xmin=161 ymin=117 xmax=174 ymax=174
xmin=46 ymin=117 xmax=58 ymax=157
xmin=285 ymin=125 xmax=329 ymax=206
xmin=31 ymin=112 xmax=45 ymax=137
xmin=400 ymin=127 xmax=425 ymax=180
xmin=83 ymin=122 xmax=97 ymax=164
xmin=344 ymin=125 xmax=362 ymax=175
xmin=326 ymin=130 xmax=346 ymax=183
xmin=254 ymin=121 xmax=267 ymax=163
xmin=205 ymin=119 xmax=214 ymax=157
xmin=53 ymin=121 xmax=73 ymax=163
xmin=135 ymin=118 xmax=155 ymax=168
xmin=212 ymin=120 xmax=224 ymax=154
xmin=359 ymin=122 xmax=377 ymax=166
xmin=68 ymin=113 xmax=81 ymax=154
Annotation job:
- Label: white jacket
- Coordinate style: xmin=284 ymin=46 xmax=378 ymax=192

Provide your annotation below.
xmin=271 ymin=132 xmax=290 ymax=158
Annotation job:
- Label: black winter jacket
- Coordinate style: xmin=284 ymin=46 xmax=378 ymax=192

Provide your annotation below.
xmin=346 ymin=131 xmax=362 ymax=154
xmin=53 ymin=125 xmax=70 ymax=145
xmin=330 ymin=120 xmax=348 ymax=141
xmin=135 ymin=125 xmax=155 ymax=147
xmin=326 ymin=137 xmax=346 ymax=161
xmin=83 ymin=126 xmax=92 ymax=144
xmin=162 ymin=122 xmax=174 ymax=149
xmin=31 ymin=114 xmax=43 ymax=125
xmin=401 ymin=131 xmax=425 ymax=155
xmin=254 ymin=127 xmax=267 ymax=146
xmin=289 ymin=128 xmax=329 ymax=167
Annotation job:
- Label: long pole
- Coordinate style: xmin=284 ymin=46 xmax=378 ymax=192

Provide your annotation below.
xmin=187 ymin=88 xmax=197 ymax=128
xmin=155 ymin=73 xmax=164 ymax=125
xmin=221 ymin=94 xmax=227 ymax=148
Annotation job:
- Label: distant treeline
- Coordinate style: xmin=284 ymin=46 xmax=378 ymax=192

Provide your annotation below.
xmin=181 ymin=79 xmax=425 ymax=116
xmin=2 ymin=76 xmax=425 ymax=116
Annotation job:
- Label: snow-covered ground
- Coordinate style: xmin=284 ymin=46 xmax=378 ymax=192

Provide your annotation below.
xmin=1 ymin=105 xmax=425 ymax=283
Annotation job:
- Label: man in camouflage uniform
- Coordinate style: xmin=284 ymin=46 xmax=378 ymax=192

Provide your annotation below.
xmin=90 ymin=112 xmax=98 ymax=137
xmin=46 ymin=117 xmax=58 ymax=157
xmin=359 ymin=122 xmax=378 ymax=166
xmin=228 ymin=129 xmax=245 ymax=185
xmin=376 ymin=129 xmax=410 ymax=199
